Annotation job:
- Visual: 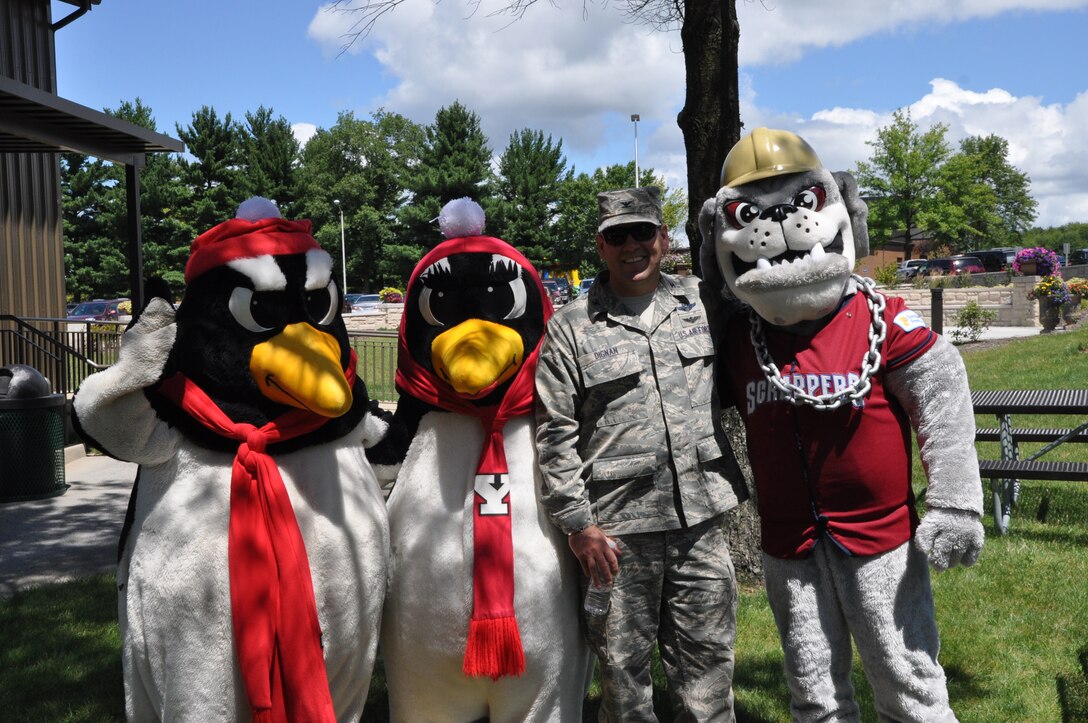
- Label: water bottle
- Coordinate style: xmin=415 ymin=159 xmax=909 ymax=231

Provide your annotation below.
xmin=584 ymin=539 xmax=619 ymax=617
xmin=584 ymin=580 xmax=612 ymax=617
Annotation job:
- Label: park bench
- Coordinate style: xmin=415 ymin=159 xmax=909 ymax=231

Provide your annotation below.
xmin=971 ymin=389 xmax=1088 ymax=535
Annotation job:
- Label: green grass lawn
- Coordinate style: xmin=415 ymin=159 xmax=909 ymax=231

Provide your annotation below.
xmin=3 ymin=327 xmax=1087 ymax=721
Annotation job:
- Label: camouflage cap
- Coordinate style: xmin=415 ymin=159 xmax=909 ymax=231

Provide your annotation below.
xmin=597 ymin=186 xmax=663 ymax=233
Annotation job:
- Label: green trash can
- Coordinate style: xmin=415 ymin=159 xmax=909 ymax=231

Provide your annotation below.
xmin=0 ymin=394 xmax=69 ymax=502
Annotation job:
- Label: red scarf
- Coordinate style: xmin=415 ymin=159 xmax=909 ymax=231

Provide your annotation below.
xmin=157 ymin=351 xmax=357 ymax=723
xmin=395 ymin=237 xmax=552 ymax=680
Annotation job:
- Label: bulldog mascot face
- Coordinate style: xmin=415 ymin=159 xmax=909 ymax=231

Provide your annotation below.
xmin=699 ymin=129 xmax=985 ymax=721
xmin=700 ymin=127 xmax=870 ymax=326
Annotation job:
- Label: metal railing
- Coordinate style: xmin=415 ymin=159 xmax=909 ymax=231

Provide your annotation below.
xmin=0 ymin=315 xmax=400 ymax=403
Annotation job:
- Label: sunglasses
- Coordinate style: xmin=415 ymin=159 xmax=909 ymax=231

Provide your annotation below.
xmin=601 ymin=223 xmax=660 ymax=246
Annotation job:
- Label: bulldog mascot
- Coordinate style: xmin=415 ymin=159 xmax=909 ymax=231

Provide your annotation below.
xmin=699 ymin=128 xmax=984 ymax=722
xmin=73 ymin=198 xmax=390 ymax=722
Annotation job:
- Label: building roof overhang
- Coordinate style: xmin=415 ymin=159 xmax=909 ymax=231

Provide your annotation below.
xmin=0 ymin=75 xmax=183 ymax=166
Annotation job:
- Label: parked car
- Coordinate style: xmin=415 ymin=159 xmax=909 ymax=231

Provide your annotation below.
xmin=577 ymin=277 xmax=595 ymax=296
xmin=350 ymin=293 xmax=381 ymax=314
xmin=963 ymin=249 xmax=1009 ymax=273
xmin=66 ymin=298 xmax=128 ymax=321
xmin=923 ymin=256 xmax=986 ymax=276
xmin=542 ymin=279 xmax=569 ymax=307
xmin=895 ymin=259 xmax=928 ymax=283
xmin=1071 ymin=248 xmax=1088 ymax=266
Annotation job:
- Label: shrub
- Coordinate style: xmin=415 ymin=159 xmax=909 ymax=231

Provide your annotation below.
xmin=948 ymin=300 xmax=997 ymax=344
xmin=873 ymin=262 xmax=899 ymax=286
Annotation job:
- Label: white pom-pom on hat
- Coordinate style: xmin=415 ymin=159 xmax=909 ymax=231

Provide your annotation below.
xmin=438 ymin=197 xmax=485 ymax=238
xmin=236 ymin=196 xmax=282 ymax=221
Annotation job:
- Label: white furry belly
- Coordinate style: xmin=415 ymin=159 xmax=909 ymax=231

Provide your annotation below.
xmin=119 ymin=430 xmax=389 ymax=720
xmin=381 ymin=413 xmax=588 ymax=719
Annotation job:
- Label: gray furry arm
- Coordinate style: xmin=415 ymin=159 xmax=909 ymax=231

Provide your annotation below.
xmin=883 ymin=336 xmax=984 ymax=515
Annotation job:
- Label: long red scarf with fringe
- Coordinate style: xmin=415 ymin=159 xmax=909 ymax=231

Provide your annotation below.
xmin=157 ymin=352 xmax=357 ymax=722
xmin=395 ymin=237 xmax=552 ymax=680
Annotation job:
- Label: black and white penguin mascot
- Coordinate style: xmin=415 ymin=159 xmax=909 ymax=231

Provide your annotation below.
xmin=380 ymin=198 xmax=591 ymax=721
xmin=73 ymin=198 xmax=390 ymax=722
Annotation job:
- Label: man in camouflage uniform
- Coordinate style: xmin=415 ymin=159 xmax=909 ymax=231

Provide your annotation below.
xmin=534 ymin=185 xmax=749 ymax=721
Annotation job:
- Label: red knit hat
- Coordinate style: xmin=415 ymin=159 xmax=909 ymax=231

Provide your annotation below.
xmin=185 ymin=215 xmax=320 ymax=283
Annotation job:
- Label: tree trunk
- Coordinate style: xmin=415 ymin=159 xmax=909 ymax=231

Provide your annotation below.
xmin=720 ymin=407 xmax=763 ymax=585
xmin=678 ymin=0 xmax=741 ymax=277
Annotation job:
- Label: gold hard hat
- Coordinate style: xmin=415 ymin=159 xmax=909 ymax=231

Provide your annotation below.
xmin=720 ymin=127 xmax=823 ymax=188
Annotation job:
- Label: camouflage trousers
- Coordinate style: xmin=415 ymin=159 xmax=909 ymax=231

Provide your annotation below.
xmin=585 ymin=516 xmax=738 ymax=722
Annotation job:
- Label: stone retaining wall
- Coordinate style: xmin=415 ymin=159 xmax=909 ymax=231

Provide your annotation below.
xmin=343 ymin=305 xmax=404 ymax=333
xmin=884 ymin=276 xmax=1038 ymax=328
xmin=344 ymin=277 xmax=1068 ymax=332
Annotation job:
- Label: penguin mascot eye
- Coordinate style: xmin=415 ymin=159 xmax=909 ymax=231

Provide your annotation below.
xmin=305 ymin=280 xmax=340 ymax=327
xmin=418 ymin=254 xmax=528 ymax=327
xmin=229 ymin=287 xmax=279 ymax=333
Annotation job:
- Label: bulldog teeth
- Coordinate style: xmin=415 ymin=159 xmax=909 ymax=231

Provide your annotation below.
xmin=756 ymin=257 xmax=772 ymax=271
xmin=809 ymin=243 xmax=826 ymax=260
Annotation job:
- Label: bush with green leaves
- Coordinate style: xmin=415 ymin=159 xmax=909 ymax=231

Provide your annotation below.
xmin=873 ymin=262 xmax=899 ymax=286
xmin=948 ymin=300 xmax=997 ymax=344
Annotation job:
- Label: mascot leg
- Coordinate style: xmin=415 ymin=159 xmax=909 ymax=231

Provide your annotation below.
xmin=763 ymin=548 xmax=860 ymax=722
xmin=765 ymin=543 xmax=958 ymax=723
xmin=837 ymin=542 xmax=957 ymax=723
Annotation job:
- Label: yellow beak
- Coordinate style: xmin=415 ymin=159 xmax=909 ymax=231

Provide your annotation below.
xmin=249 ymin=322 xmax=353 ymax=417
xmin=431 ymin=319 xmax=524 ymax=397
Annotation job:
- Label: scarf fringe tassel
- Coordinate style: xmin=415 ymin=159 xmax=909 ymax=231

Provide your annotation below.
xmin=462 ymin=616 xmax=526 ymax=680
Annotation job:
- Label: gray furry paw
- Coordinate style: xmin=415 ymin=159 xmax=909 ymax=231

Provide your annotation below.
xmin=916 ymin=507 xmax=984 ymax=571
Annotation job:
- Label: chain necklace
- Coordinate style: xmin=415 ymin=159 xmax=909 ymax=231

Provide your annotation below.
xmin=749 ymin=275 xmax=888 ymax=410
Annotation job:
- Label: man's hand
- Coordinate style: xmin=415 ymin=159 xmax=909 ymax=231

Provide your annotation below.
xmin=568 ymin=525 xmax=622 ymax=588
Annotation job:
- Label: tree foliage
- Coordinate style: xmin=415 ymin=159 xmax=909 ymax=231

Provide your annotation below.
xmin=855 ymin=110 xmax=1037 ymax=258
xmin=398 ymin=102 xmax=492 ymax=250
xmin=329 ymin=0 xmax=742 ymax=276
xmin=242 ymin=106 xmax=303 ymax=218
xmin=491 ymin=128 xmax=569 ymax=270
xmin=176 ymin=106 xmax=247 ymax=233
xmin=853 ymin=109 xmax=952 ymax=261
xmin=63 ymin=99 xmax=700 ymax=300
xmin=298 ymin=110 xmax=426 ymax=292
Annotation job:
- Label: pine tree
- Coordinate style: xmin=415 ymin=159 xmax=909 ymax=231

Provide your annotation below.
xmin=243 ymin=106 xmax=303 ymax=217
xmin=398 ymin=101 xmax=492 ymax=249
xmin=176 ymin=106 xmax=247 ymax=233
xmin=491 ymin=128 xmax=568 ymax=270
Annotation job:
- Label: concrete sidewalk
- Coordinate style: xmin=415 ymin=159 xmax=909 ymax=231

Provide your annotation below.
xmin=0 ymin=453 xmax=135 ymax=599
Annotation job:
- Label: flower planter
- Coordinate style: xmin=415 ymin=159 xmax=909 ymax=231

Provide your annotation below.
xmin=1040 ymin=302 xmax=1061 ymax=332
xmin=1063 ymin=294 xmax=1082 ymax=325
xmin=1018 ymin=261 xmax=1038 ymax=276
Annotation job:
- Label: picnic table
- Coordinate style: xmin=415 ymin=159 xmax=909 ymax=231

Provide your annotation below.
xmin=972 ymin=389 xmax=1088 ymax=535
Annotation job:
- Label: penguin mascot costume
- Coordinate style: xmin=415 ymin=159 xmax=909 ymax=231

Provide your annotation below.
xmin=699 ymin=129 xmax=985 ymax=722
xmin=380 ymin=198 xmax=592 ymax=721
xmin=73 ymin=198 xmax=390 ymax=722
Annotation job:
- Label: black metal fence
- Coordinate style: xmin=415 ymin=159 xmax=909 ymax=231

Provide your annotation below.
xmin=0 ymin=316 xmax=400 ymax=403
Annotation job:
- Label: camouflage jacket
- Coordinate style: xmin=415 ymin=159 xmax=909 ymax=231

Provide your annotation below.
xmin=534 ymin=271 xmax=748 ymax=536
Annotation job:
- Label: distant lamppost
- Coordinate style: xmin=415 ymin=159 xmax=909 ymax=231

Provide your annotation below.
xmin=333 ymin=199 xmax=347 ymax=293
xmin=631 ymin=114 xmax=640 ymax=188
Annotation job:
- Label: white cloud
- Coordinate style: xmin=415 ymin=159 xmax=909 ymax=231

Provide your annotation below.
xmin=308 ymin=0 xmax=684 ymax=157
xmin=735 ymin=0 xmax=1088 ymax=66
xmin=743 ymin=79 xmax=1088 ymax=228
xmin=292 ymin=122 xmax=318 ymax=148
xmin=304 ymin=1 xmax=1088 ymax=228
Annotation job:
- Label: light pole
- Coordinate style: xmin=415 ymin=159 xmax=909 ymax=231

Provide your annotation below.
xmin=630 ymin=114 xmax=640 ymax=188
xmin=333 ymin=199 xmax=347 ymax=294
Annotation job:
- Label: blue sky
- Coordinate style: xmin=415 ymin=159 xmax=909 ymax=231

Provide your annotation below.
xmin=52 ymin=0 xmax=1088 ymax=228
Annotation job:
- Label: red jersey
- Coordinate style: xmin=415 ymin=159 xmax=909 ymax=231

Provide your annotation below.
xmin=720 ymin=292 xmax=937 ymax=558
